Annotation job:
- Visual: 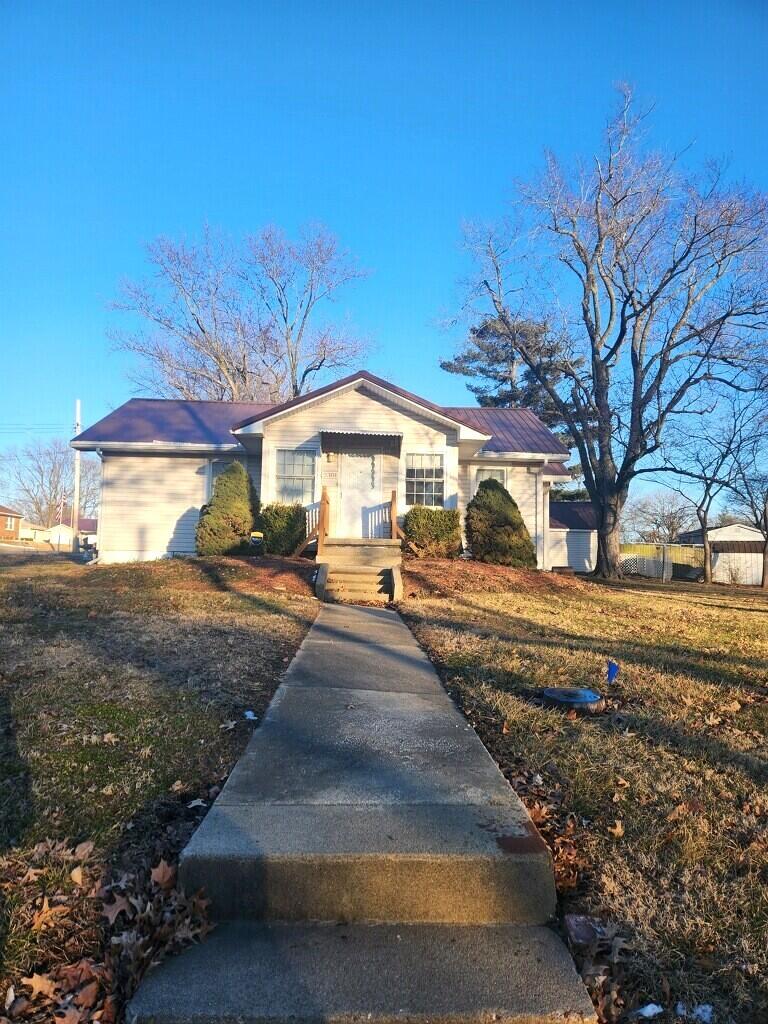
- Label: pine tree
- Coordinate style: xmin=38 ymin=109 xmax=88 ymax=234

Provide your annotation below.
xmin=196 ymin=461 xmax=256 ymax=556
xmin=465 ymin=478 xmax=537 ymax=567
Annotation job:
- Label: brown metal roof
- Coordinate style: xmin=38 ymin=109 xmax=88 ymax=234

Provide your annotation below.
xmin=549 ymin=501 xmax=597 ymax=531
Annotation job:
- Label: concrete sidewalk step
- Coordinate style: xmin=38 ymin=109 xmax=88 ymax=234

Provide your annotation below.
xmin=180 ymin=801 xmax=555 ymax=923
xmin=284 ymin=638 xmax=441 ymax=692
xmin=127 ymin=921 xmax=597 ymax=1024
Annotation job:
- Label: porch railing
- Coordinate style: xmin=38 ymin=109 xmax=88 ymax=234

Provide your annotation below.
xmin=294 ymin=486 xmax=330 ymax=557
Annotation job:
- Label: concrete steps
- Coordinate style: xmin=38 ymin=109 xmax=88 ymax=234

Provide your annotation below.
xmin=323 ymin=566 xmax=393 ymax=603
xmin=127 ymin=922 xmax=596 ymax=1024
xmin=128 ymin=605 xmax=595 ymax=1024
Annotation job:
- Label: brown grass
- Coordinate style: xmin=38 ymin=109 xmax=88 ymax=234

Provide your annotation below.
xmin=0 ymin=554 xmax=317 ymax=1002
xmin=401 ymin=565 xmax=768 ymax=1021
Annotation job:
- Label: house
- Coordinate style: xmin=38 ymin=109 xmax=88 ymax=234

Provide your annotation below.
xmin=43 ymin=517 xmax=99 ymax=549
xmin=71 ymin=369 xmax=590 ymax=571
xmin=677 ymin=522 xmax=763 ymax=544
xmin=19 ymin=520 xmax=49 ymax=542
xmin=0 ymin=504 xmax=23 ymax=542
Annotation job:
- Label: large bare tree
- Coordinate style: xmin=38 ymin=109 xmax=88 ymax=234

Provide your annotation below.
xmin=2 ymin=440 xmax=99 ymax=527
xmin=459 ymin=88 xmax=768 ymax=576
xmin=621 ymin=489 xmax=696 ymax=544
xmin=113 ymin=224 xmax=367 ymax=402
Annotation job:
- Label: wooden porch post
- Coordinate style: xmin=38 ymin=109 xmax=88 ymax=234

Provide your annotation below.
xmin=390 ymin=489 xmax=397 ymax=540
xmin=318 ymin=486 xmax=330 ymax=556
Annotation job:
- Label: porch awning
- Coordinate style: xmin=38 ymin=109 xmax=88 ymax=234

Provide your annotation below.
xmin=320 ymin=429 xmax=403 ymax=456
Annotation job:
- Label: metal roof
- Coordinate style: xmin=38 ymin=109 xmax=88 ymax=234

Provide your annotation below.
xmin=549 ymin=501 xmax=597 ymax=531
xmin=442 ymin=406 xmax=569 ymax=456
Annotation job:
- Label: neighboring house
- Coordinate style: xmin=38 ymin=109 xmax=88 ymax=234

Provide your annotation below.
xmin=71 ymin=369 xmax=587 ymax=569
xmin=19 ymin=520 xmax=49 ymax=542
xmin=44 ymin=517 xmax=99 ymax=548
xmin=549 ymin=501 xmax=598 ymax=572
xmin=0 ymin=504 xmax=22 ymax=542
xmin=677 ymin=522 xmax=763 ymax=544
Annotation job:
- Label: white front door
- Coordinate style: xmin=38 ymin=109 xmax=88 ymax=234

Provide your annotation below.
xmin=339 ymin=452 xmax=382 ymax=537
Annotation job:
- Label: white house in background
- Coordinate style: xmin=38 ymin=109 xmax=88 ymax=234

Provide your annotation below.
xmin=677 ymin=522 xmax=763 ymax=544
xmin=548 ymin=501 xmax=598 ymax=572
xmin=71 ymin=369 xmax=591 ymax=570
xmin=43 ymin=517 xmax=99 ymax=548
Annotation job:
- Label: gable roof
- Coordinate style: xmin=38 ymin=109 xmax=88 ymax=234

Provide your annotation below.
xmin=0 ymin=504 xmax=22 ymax=518
xmin=73 ymin=398 xmax=271 ymax=447
xmin=549 ymin=501 xmax=597 ymax=531
xmin=231 ymin=370 xmax=491 ymax=436
xmin=442 ymin=406 xmax=569 ymax=456
xmin=72 ymin=371 xmax=569 ymax=457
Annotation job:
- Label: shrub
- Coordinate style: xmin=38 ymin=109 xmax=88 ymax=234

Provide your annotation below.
xmin=258 ymin=502 xmax=307 ymax=555
xmin=403 ymin=506 xmax=461 ymax=558
xmin=465 ymin=478 xmax=537 ymax=567
xmin=196 ymin=461 xmax=257 ymax=556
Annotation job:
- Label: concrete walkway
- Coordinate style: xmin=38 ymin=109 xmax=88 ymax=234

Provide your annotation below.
xmin=129 ymin=604 xmax=595 ymax=1023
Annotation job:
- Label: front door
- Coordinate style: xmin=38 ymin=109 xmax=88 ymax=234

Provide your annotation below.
xmin=339 ymin=452 xmax=382 ymax=537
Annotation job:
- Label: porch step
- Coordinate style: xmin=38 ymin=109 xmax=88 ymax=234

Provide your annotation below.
xmin=127 ymin=922 xmax=597 ymax=1024
xmin=319 ymin=565 xmax=394 ymax=603
xmin=322 ymin=538 xmax=402 ymax=570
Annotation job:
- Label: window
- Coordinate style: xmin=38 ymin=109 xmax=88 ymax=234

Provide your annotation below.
xmin=5 ymin=516 xmax=14 ymax=531
xmin=276 ymin=449 xmax=316 ymax=504
xmin=405 ymin=453 xmax=444 ymax=507
xmin=476 ymin=467 xmax=506 ymax=492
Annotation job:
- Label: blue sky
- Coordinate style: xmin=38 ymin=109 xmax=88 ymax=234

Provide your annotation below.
xmin=1 ymin=0 xmax=767 ymax=445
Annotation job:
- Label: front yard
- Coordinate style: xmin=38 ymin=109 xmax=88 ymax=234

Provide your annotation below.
xmin=1 ymin=553 xmax=766 ymax=1023
xmin=401 ymin=561 xmax=768 ymax=1022
xmin=0 ymin=554 xmax=317 ymax=1020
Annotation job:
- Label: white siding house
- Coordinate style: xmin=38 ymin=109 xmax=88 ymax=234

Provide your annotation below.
xmin=72 ymin=370 xmax=590 ymax=570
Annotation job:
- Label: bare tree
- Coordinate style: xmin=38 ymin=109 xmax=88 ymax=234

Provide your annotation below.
xmin=728 ymin=430 xmax=768 ymax=589
xmin=661 ymin=397 xmax=760 ymax=582
xmin=113 ymin=224 xmax=367 ymax=403
xmin=2 ymin=440 xmax=100 ymax=527
xmin=460 ymin=87 xmax=768 ymax=577
xmin=621 ymin=489 xmax=697 ymax=544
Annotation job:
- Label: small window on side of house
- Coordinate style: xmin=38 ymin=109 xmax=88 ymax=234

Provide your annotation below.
xmin=405 ymin=454 xmax=444 ymax=507
xmin=476 ymin=467 xmax=506 ymax=493
xmin=5 ymin=516 xmax=13 ymax=531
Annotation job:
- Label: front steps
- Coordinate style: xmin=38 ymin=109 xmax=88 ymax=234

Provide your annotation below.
xmin=128 ymin=605 xmax=595 ymax=1024
xmin=128 ymin=922 xmax=595 ymax=1024
xmin=315 ymin=537 xmax=403 ymax=603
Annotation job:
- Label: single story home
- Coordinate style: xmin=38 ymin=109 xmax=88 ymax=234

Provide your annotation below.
xmin=43 ymin=517 xmax=99 ymax=549
xmin=19 ymin=520 xmax=49 ymax=542
xmin=677 ymin=522 xmax=763 ymax=544
xmin=71 ymin=369 xmax=592 ymax=570
xmin=0 ymin=504 xmax=23 ymax=542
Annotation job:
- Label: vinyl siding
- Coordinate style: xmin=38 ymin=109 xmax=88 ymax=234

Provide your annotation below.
xmin=549 ymin=529 xmax=597 ymax=572
xmin=260 ymin=385 xmax=460 ymax=536
xmin=99 ymin=454 xmax=209 ymax=562
xmin=458 ymin=461 xmax=544 ymax=563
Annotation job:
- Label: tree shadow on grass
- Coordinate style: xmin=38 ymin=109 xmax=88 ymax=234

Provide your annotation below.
xmin=0 ymin=691 xmax=34 ymax=975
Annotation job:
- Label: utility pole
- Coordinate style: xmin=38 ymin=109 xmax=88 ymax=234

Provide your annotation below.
xmin=72 ymin=398 xmax=81 ymax=554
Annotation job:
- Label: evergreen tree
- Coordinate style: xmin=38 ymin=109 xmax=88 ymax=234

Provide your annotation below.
xmin=465 ymin=478 xmax=537 ymax=567
xmin=196 ymin=461 xmax=256 ymax=556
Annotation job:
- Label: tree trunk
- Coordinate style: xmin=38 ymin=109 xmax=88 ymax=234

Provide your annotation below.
xmin=762 ymin=538 xmax=768 ymax=590
xmin=594 ymin=497 xmax=624 ymax=578
xmin=697 ymin=508 xmax=712 ymax=584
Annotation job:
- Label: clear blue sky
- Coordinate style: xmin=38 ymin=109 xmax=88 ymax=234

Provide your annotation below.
xmin=1 ymin=0 xmax=767 ymax=444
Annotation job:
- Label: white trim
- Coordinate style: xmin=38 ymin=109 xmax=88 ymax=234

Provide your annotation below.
xmin=233 ymin=378 xmax=491 ymax=443
xmin=72 ymin=441 xmax=242 ymax=453
xmin=273 ymin=445 xmax=321 ymax=505
xmin=471 ymin=451 xmax=568 ymax=463
xmin=474 ymin=465 xmax=507 ymax=493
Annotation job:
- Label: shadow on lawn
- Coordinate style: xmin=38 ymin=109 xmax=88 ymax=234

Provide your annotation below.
xmin=0 ymin=691 xmax=34 ymax=972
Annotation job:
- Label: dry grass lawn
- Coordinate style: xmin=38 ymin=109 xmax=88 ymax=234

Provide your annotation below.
xmin=401 ymin=561 xmax=768 ymax=1022
xmin=0 ymin=554 xmax=317 ymax=1018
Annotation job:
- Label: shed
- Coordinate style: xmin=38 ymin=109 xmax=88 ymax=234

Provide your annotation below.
xmin=548 ymin=501 xmax=597 ymax=572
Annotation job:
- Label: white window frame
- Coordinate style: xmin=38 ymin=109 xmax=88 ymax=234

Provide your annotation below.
xmin=5 ymin=516 xmax=14 ymax=531
xmin=274 ymin=447 xmax=319 ymax=506
xmin=475 ymin=466 xmax=506 ymax=493
xmin=405 ymin=452 xmax=445 ymax=508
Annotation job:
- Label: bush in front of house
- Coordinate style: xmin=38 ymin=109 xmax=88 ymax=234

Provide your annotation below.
xmin=196 ymin=461 xmax=257 ymax=556
xmin=465 ymin=478 xmax=537 ymax=567
xmin=403 ymin=506 xmax=461 ymax=558
xmin=258 ymin=502 xmax=307 ymax=555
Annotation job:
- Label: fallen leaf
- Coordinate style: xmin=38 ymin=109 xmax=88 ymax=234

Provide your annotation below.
xmin=502 ymin=720 xmax=510 ymax=734
xmin=187 ymin=798 xmax=206 ymax=809
xmin=704 ymin=713 xmax=722 ymax=727
xmin=150 ymin=859 xmax=176 ymax=889
xmin=170 ymin=780 xmax=186 ymax=793
xmin=21 ymin=973 xmax=56 ymax=1000
xmin=607 ymin=819 xmax=625 ymax=838
xmin=55 ymin=1007 xmax=83 ymax=1024
xmin=102 ymin=732 xmax=119 ymax=744
xmin=3 ymin=988 xmax=13 ymax=1013
xmin=74 ymin=980 xmax=100 ymax=1009
xmin=102 ymin=895 xmax=131 ymax=925
xmin=20 ymin=868 xmax=45 ymax=884
xmin=32 ymin=897 xmax=70 ymax=931
xmin=70 ymin=866 xmax=84 ymax=886
xmin=219 ymin=720 xmax=236 ymax=732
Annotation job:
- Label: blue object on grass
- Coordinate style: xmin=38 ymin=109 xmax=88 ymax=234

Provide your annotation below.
xmin=541 ymin=687 xmax=606 ymax=713
xmin=607 ymin=659 xmax=620 ymax=684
